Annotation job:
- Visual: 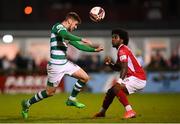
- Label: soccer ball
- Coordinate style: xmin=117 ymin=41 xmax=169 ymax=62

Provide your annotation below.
xmin=89 ymin=6 xmax=105 ymax=22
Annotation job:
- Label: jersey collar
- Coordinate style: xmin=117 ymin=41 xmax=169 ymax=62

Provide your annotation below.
xmin=117 ymin=44 xmax=124 ymax=51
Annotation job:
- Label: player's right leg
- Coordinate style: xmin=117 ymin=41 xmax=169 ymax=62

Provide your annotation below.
xmin=115 ymin=78 xmax=137 ymax=119
xmin=118 ymin=76 xmax=146 ymax=119
xmin=21 ymin=86 xmax=56 ymax=119
xmin=66 ymin=67 xmax=90 ymax=108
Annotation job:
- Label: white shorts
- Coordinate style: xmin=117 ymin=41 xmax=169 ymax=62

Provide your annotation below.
xmin=117 ymin=76 xmax=146 ymax=94
xmin=47 ymin=61 xmax=80 ymax=87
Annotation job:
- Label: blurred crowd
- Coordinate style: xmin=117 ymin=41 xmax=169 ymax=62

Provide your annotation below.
xmin=0 ymin=52 xmax=46 ymax=75
xmin=146 ymin=50 xmax=179 ymax=71
xmin=0 ymin=49 xmax=179 ymax=75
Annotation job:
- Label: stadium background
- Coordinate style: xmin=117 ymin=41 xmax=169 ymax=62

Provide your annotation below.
xmin=0 ymin=0 xmax=180 ymax=123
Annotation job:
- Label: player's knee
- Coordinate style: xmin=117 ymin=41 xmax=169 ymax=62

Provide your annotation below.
xmin=112 ymin=83 xmax=127 ymax=95
xmin=112 ymin=84 xmax=122 ymax=95
xmin=82 ymin=75 xmax=90 ymax=83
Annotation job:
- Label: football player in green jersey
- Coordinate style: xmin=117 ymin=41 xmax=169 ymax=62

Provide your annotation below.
xmin=21 ymin=12 xmax=103 ymax=119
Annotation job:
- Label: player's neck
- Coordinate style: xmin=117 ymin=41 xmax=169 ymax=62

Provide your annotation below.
xmin=117 ymin=44 xmax=123 ymax=50
xmin=61 ymin=21 xmax=69 ymax=29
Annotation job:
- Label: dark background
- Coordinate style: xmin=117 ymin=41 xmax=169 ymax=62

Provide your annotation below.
xmin=0 ymin=0 xmax=180 ymax=30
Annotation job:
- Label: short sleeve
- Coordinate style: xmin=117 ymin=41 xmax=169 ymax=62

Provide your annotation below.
xmin=118 ymin=50 xmax=128 ymax=62
xmin=52 ymin=23 xmax=67 ymax=34
xmin=56 ymin=24 xmax=67 ymax=33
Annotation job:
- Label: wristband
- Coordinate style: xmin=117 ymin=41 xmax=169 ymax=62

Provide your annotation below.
xmin=110 ymin=62 xmax=114 ymax=66
xmin=117 ymin=78 xmax=123 ymax=84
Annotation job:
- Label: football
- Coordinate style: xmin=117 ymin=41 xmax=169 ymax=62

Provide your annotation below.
xmin=89 ymin=6 xmax=105 ymax=22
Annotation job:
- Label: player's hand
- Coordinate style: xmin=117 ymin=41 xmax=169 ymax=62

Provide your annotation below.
xmin=95 ymin=46 xmax=104 ymax=52
xmin=104 ymin=56 xmax=112 ymax=65
xmin=81 ymin=38 xmax=93 ymax=46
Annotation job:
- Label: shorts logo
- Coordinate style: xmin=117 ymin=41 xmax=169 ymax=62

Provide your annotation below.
xmin=124 ymin=79 xmax=129 ymax=82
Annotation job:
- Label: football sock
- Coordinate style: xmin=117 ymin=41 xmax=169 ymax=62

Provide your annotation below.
xmin=125 ymin=105 xmax=133 ymax=111
xmin=70 ymin=80 xmax=85 ymax=98
xmin=116 ymin=89 xmax=129 ymax=107
xmin=26 ymin=90 xmax=49 ymax=107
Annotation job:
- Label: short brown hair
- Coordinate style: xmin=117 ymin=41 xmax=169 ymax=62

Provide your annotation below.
xmin=65 ymin=12 xmax=81 ymax=24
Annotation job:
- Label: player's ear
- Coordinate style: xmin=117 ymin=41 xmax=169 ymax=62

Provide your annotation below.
xmin=121 ymin=39 xmax=124 ymax=44
xmin=67 ymin=18 xmax=72 ymax=25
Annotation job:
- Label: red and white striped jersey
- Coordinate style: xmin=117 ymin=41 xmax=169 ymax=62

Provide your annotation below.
xmin=117 ymin=44 xmax=146 ymax=80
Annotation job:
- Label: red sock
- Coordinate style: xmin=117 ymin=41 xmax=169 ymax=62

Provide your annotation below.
xmin=116 ymin=89 xmax=129 ymax=107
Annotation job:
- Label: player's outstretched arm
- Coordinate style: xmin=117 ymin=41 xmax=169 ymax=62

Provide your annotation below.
xmin=94 ymin=46 xmax=104 ymax=52
xmin=69 ymin=40 xmax=103 ymax=52
xmin=58 ymin=30 xmax=82 ymax=41
xmin=58 ymin=30 xmax=93 ymax=45
xmin=81 ymin=38 xmax=93 ymax=46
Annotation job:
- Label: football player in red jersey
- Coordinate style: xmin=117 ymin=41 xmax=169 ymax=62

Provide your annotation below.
xmin=94 ymin=29 xmax=146 ymax=119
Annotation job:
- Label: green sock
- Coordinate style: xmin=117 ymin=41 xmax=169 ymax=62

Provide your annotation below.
xmin=70 ymin=80 xmax=86 ymax=98
xmin=26 ymin=90 xmax=49 ymax=107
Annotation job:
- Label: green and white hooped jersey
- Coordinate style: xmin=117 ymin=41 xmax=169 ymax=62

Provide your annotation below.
xmin=50 ymin=23 xmax=68 ymax=65
xmin=49 ymin=23 xmax=96 ymax=65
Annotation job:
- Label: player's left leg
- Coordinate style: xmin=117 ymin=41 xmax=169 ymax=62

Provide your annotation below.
xmin=112 ymin=83 xmax=136 ymax=119
xmin=66 ymin=67 xmax=89 ymax=108
xmin=21 ymin=86 xmax=56 ymax=119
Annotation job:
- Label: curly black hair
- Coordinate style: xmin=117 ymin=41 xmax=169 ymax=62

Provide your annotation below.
xmin=112 ymin=29 xmax=129 ymax=45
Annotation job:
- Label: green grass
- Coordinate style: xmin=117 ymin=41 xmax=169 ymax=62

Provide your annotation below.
xmin=0 ymin=93 xmax=180 ymax=123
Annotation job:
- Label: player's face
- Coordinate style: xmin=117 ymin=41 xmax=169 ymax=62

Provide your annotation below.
xmin=112 ymin=34 xmax=122 ymax=47
xmin=69 ymin=20 xmax=79 ymax=32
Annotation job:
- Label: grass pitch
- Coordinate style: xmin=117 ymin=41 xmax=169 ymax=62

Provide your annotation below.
xmin=0 ymin=93 xmax=180 ymax=123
